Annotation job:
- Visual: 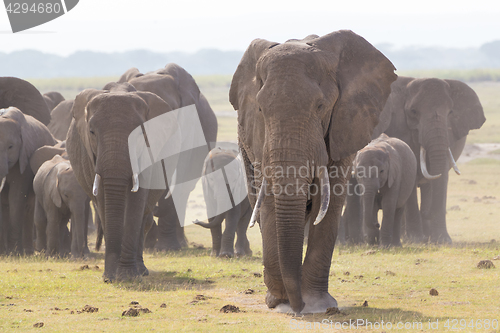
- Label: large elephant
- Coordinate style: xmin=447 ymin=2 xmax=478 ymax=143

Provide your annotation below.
xmin=47 ymin=100 xmax=75 ymax=140
xmin=229 ymin=30 xmax=396 ymax=314
xmin=354 ymin=134 xmax=416 ymax=246
xmin=0 ymin=107 xmax=57 ymax=254
xmin=193 ymin=146 xmax=252 ymax=258
xmin=372 ymin=76 xmax=486 ymax=243
xmin=33 ymin=154 xmax=91 ymax=257
xmin=119 ymin=64 xmax=218 ymax=251
xmin=66 ymin=85 xmax=170 ymax=281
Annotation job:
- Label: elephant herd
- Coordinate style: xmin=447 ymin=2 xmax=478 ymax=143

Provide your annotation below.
xmin=0 ymin=30 xmax=486 ymax=315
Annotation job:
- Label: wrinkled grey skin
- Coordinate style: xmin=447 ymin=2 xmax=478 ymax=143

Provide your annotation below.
xmin=33 ymin=155 xmax=91 ymax=258
xmin=0 ymin=108 xmax=57 ymax=254
xmin=372 ymin=77 xmax=486 ymax=243
xmin=354 ymin=134 xmax=416 ymax=247
xmin=194 ymin=147 xmax=252 ymax=258
xmin=43 ymin=91 xmax=65 ymax=112
xmin=47 ymin=100 xmax=75 ymax=141
xmin=119 ymin=64 xmax=218 ymax=252
xmin=229 ymin=30 xmax=396 ymax=314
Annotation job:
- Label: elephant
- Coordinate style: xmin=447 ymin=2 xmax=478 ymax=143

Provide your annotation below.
xmin=354 ymin=134 xmax=417 ymax=247
xmin=0 ymin=107 xmax=57 ymax=254
xmin=33 ymin=154 xmax=91 ymax=257
xmin=193 ymin=146 xmax=252 ymax=258
xmin=229 ymin=30 xmax=397 ymax=314
xmin=43 ymin=91 xmax=65 ymax=112
xmin=66 ymin=63 xmax=216 ymax=281
xmin=372 ymin=76 xmax=486 ymax=243
xmin=47 ymin=100 xmax=75 ymax=140
xmin=117 ymin=67 xmax=143 ymax=83
xmin=118 ymin=64 xmax=218 ymax=251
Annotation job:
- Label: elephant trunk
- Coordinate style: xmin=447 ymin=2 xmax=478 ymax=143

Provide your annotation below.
xmin=274 ymin=176 xmax=308 ymax=314
xmin=421 ymin=122 xmax=449 ymax=178
xmin=102 ymin=178 xmax=128 ymax=281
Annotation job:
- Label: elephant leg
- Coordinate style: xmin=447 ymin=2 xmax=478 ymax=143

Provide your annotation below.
xmin=144 ymin=220 xmax=157 ymax=250
xmin=364 ymin=196 xmax=380 ymax=246
xmin=8 ymin=177 xmax=31 ymax=254
xmin=136 ymin=213 xmax=150 ymax=276
xmin=429 ymin=172 xmax=451 ymax=244
xmin=219 ymin=206 xmax=241 ymax=258
xmin=300 ymin=186 xmax=342 ymax=313
xmin=34 ymin=200 xmax=47 ymax=253
xmin=59 ymin=221 xmax=71 ymax=257
xmin=344 ymin=178 xmax=363 ymax=244
xmin=235 ymin=206 xmax=252 ymax=257
xmin=391 ymin=207 xmax=404 ymax=247
xmin=210 ymin=221 xmax=223 ymax=257
xmin=46 ymin=209 xmax=63 ymax=257
xmin=176 ymin=220 xmax=187 ymax=248
xmin=404 ymin=184 xmax=424 ymax=242
xmin=261 ymin=197 xmax=288 ymax=309
xmin=83 ymin=200 xmax=90 ymax=255
xmin=380 ymin=195 xmax=397 ymax=247
xmin=155 ymin=196 xmax=182 ymax=251
xmin=419 ymin=182 xmax=433 ymax=240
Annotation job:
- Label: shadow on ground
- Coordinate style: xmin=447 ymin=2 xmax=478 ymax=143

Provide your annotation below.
xmin=114 ymin=270 xmax=217 ymax=292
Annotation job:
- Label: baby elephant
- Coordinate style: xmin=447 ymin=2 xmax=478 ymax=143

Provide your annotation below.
xmin=355 ymin=134 xmax=416 ymax=247
xmin=194 ymin=147 xmax=252 ymax=258
xmin=33 ymin=155 xmax=91 ymax=257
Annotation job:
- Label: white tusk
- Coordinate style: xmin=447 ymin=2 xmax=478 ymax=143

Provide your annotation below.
xmin=249 ymin=178 xmax=267 ymax=228
xmin=448 ymin=148 xmax=461 ymax=175
xmin=164 ymin=184 xmax=175 ymax=199
xmin=131 ymin=173 xmax=139 ymax=192
xmin=93 ymin=173 xmax=101 ymax=196
xmin=420 ymin=147 xmax=441 ymax=180
xmin=0 ymin=177 xmax=5 ymax=193
xmin=313 ymin=167 xmax=330 ymax=225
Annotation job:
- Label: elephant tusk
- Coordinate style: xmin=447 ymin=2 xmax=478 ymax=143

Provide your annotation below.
xmin=93 ymin=173 xmax=101 ymax=196
xmin=164 ymin=184 xmax=175 ymax=199
xmin=131 ymin=173 xmax=139 ymax=192
xmin=313 ymin=167 xmax=330 ymax=225
xmin=249 ymin=178 xmax=267 ymax=228
xmin=448 ymin=148 xmax=461 ymax=175
xmin=420 ymin=147 xmax=441 ymax=180
xmin=0 ymin=177 xmax=5 ymax=193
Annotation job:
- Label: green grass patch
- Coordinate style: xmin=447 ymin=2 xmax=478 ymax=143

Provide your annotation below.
xmin=0 ymin=159 xmax=499 ymax=332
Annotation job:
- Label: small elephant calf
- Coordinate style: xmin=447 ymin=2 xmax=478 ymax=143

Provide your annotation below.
xmin=194 ymin=147 xmax=252 ymax=258
xmin=355 ymin=134 xmax=416 ymax=246
xmin=33 ymin=155 xmax=91 ymax=257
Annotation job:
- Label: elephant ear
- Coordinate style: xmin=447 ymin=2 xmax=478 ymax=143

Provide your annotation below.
xmin=72 ymin=89 xmax=106 ymax=164
xmin=371 ymin=77 xmax=414 ymax=139
xmin=156 ymin=63 xmax=201 ymax=107
xmin=308 ymin=30 xmax=397 ymax=161
xmin=0 ymin=77 xmax=51 ymax=125
xmin=386 ymin=144 xmax=399 ymax=189
xmin=117 ymin=67 xmax=143 ymax=83
xmin=444 ymin=79 xmax=486 ymax=141
xmin=229 ymin=39 xmax=279 ymax=112
xmin=49 ymin=158 xmax=69 ymax=208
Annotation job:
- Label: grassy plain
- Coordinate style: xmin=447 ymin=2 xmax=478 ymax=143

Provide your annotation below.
xmin=3 ymin=72 xmax=496 ymax=332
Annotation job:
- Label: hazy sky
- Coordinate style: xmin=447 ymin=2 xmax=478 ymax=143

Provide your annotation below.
xmin=1 ymin=0 xmax=499 ymax=55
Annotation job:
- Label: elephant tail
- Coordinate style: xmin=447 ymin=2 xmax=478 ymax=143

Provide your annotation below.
xmin=95 ymin=220 xmax=104 ymax=251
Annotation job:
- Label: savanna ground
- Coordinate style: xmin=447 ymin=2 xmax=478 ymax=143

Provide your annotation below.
xmin=0 ymin=71 xmax=499 ymax=332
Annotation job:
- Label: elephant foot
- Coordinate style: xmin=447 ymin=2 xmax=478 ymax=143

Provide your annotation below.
xmin=301 ymin=292 xmax=337 ymax=314
xmin=265 ymin=291 xmax=289 ymax=309
xmin=431 ymin=233 xmax=452 ymax=244
xmin=138 ymin=262 xmax=149 ymax=276
xmin=218 ymin=251 xmax=234 ymax=258
xmin=235 ymin=249 xmax=252 ymax=257
xmin=116 ymin=265 xmax=141 ymax=281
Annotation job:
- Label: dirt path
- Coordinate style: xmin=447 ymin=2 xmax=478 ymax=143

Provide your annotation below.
xmin=457 ymin=143 xmax=500 ymax=163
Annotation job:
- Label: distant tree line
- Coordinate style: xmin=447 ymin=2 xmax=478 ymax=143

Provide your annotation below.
xmin=1 ymin=40 xmax=500 ymax=78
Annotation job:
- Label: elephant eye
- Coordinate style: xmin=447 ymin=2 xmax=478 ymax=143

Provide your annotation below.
xmin=8 ymin=145 xmax=13 ymax=150
xmin=90 ymin=130 xmax=95 ymax=135
xmin=317 ymin=104 xmax=323 ymax=111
